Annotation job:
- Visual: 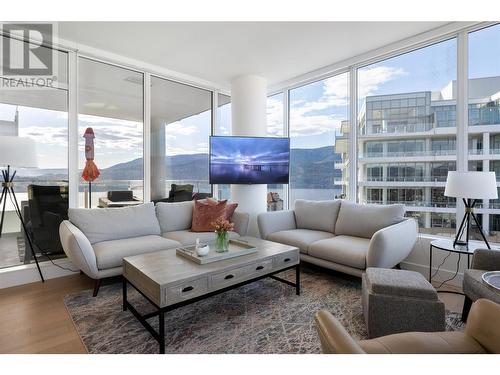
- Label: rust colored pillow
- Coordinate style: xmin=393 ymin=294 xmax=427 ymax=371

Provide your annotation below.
xmin=206 ymin=198 xmax=238 ymax=220
xmin=191 ymin=199 xmax=228 ymax=232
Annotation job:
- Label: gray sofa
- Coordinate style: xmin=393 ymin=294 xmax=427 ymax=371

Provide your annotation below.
xmin=59 ymin=201 xmax=249 ymax=295
xmin=257 ymin=199 xmax=417 ymax=277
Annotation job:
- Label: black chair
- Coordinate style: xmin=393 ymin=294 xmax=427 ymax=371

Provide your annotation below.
xmin=25 ymin=184 xmax=68 ymax=256
xmin=168 ymin=184 xmax=194 ymax=202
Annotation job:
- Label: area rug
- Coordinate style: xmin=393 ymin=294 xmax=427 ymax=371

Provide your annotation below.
xmin=64 ymin=266 xmax=465 ymax=354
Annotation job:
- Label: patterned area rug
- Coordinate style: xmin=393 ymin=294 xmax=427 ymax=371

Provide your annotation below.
xmin=64 ymin=266 xmax=465 ymax=354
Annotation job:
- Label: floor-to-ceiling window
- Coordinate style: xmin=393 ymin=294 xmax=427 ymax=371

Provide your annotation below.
xmin=266 ymin=93 xmax=286 ymax=211
xmin=357 ymin=38 xmax=457 ymax=236
xmin=467 ymin=23 xmax=500 ymax=241
xmin=150 ymin=77 xmax=212 ymax=201
xmin=215 ymin=93 xmax=231 ymax=200
xmin=0 ymin=37 xmax=69 ymax=268
xmin=78 ymin=58 xmax=144 ymax=208
xmin=288 ymin=73 xmax=350 ymax=206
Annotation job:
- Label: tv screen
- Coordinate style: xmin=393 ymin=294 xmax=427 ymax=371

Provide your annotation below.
xmin=210 ymin=136 xmax=290 ymax=184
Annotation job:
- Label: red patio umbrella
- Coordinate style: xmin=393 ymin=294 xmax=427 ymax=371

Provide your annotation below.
xmin=82 ymin=127 xmax=100 ymax=208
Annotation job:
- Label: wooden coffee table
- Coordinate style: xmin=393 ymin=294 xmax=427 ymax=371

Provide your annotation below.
xmin=122 ymin=236 xmax=300 ymax=353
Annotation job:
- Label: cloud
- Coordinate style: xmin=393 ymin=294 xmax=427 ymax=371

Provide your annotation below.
xmin=288 ymin=66 xmax=406 ymax=137
xmin=166 ymin=122 xmax=199 ymax=136
xmin=19 ymin=126 xmax=68 ymax=146
xmin=266 ymin=96 xmax=284 ymax=136
xmin=358 ymin=66 xmax=407 ymax=98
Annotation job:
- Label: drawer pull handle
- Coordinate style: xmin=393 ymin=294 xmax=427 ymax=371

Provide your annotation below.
xmin=182 ymin=286 xmax=194 ymax=293
xmin=284 ymin=258 xmax=291 ymax=262
xmin=256 ymin=265 xmax=264 ymax=270
xmin=224 ymin=274 xmax=235 ymax=280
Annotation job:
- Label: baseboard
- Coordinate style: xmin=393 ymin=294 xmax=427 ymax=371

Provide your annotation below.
xmin=401 ymin=260 xmax=463 ymax=288
xmin=0 ymin=258 xmax=78 ymax=289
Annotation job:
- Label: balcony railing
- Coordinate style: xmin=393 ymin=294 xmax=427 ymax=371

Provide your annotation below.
xmin=364 ymin=175 xmax=449 ymax=182
xmin=365 ymin=199 xmax=456 ymax=208
xmin=360 ymin=150 xmax=456 ymax=158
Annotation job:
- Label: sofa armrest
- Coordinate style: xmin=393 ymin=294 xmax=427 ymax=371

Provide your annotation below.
xmin=367 ymin=218 xmax=417 ymax=269
xmin=232 ymin=211 xmax=250 ymax=236
xmin=314 ymin=310 xmax=366 ymax=354
xmin=257 ymin=210 xmax=297 ymax=239
xmin=59 ymin=220 xmax=99 ymax=279
xmin=471 ymin=249 xmax=500 ymax=271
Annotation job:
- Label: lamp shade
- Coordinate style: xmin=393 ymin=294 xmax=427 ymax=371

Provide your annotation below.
xmin=444 ymin=171 xmax=498 ymax=199
xmin=0 ymin=136 xmax=38 ymax=168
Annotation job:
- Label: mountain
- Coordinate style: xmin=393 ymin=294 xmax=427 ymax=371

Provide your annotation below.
xmin=18 ymin=146 xmax=342 ymax=190
xmin=100 ymin=145 xmax=341 ymax=189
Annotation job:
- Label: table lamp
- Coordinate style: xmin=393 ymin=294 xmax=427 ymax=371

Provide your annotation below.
xmin=444 ymin=171 xmax=498 ymax=249
xmin=0 ymin=136 xmax=44 ymax=281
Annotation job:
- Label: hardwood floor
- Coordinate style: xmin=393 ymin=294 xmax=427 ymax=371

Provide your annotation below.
xmin=0 ymin=273 xmax=466 ymax=354
xmin=0 ymin=274 xmax=93 ymax=353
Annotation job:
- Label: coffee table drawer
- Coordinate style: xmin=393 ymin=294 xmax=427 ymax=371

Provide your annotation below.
xmin=245 ymin=258 xmax=273 ymax=277
xmin=165 ymin=276 xmax=209 ymax=305
xmin=210 ymin=264 xmax=252 ymax=289
xmin=273 ymin=251 xmax=299 ymax=269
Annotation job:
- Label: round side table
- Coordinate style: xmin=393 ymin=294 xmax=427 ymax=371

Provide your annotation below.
xmin=429 ymin=239 xmax=494 ymax=294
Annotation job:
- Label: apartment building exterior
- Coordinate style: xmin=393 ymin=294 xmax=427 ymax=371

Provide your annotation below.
xmin=335 ymin=76 xmax=500 ymax=239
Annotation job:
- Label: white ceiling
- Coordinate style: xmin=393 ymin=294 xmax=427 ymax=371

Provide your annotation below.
xmin=58 ymin=22 xmax=450 ymax=89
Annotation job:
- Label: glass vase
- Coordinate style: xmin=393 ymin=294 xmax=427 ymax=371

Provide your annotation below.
xmin=216 ymin=231 xmax=229 ymax=252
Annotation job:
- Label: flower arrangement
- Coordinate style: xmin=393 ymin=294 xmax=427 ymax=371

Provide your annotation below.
xmin=211 ymin=218 xmax=234 ymax=252
xmin=211 ymin=218 xmax=235 ymax=233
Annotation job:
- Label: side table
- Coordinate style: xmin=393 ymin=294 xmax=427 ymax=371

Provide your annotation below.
xmin=429 ymin=239 xmax=488 ymax=294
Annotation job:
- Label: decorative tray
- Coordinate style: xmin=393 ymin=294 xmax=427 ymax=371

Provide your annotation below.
xmin=482 ymin=271 xmax=500 ymax=291
xmin=176 ymin=239 xmax=257 ymax=265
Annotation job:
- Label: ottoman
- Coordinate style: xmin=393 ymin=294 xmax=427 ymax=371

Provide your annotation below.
xmin=362 ymin=268 xmax=445 ymax=338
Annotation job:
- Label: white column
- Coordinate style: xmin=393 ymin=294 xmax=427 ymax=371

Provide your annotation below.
xmin=150 ymin=117 xmax=167 ymax=200
xmin=230 ymin=75 xmax=267 ymax=237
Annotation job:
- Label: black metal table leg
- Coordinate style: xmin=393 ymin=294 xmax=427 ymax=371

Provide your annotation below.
xmin=295 ymin=264 xmax=300 ymax=295
xmin=159 ymin=310 xmax=165 ymax=354
xmin=122 ymin=277 xmax=127 ymax=311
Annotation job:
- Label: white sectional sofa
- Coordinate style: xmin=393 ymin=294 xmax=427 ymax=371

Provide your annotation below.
xmin=59 ymin=201 xmax=249 ymax=295
xmin=257 ymin=199 xmax=417 ymax=277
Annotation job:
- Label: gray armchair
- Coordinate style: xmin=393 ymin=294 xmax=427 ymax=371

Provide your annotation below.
xmin=462 ymin=249 xmax=500 ymax=321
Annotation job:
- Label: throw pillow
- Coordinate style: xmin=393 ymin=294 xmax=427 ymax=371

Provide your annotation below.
xmin=191 ymin=199 xmax=228 ymax=232
xmin=206 ymin=198 xmax=238 ymax=221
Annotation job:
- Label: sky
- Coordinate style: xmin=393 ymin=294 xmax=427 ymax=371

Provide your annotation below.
xmin=1 ymin=24 xmax=499 ymax=170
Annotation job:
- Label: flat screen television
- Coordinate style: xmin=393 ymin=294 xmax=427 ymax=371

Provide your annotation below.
xmin=209 ymin=136 xmax=290 ymax=184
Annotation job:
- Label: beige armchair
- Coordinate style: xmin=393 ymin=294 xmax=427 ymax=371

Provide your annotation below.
xmin=314 ymin=299 xmax=500 ymax=354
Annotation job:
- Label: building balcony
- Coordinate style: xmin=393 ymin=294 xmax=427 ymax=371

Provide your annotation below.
xmin=359 ymin=150 xmax=456 ymax=161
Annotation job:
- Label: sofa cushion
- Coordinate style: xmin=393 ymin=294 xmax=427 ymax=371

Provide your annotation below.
xmin=267 ymin=229 xmax=334 ymax=254
xmin=294 ymin=199 xmax=341 ymax=233
xmin=308 ymin=235 xmax=370 ymax=270
xmin=156 ymin=201 xmax=194 ymax=233
xmin=68 ymin=203 xmax=161 ymax=245
xmin=191 ymin=199 xmax=227 ymax=232
xmin=93 ymin=235 xmax=180 ymax=269
xmin=334 ymin=201 xmax=404 ymax=239
xmin=163 ymin=230 xmax=240 ymax=246
xmin=207 ymin=198 xmax=239 ymax=221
